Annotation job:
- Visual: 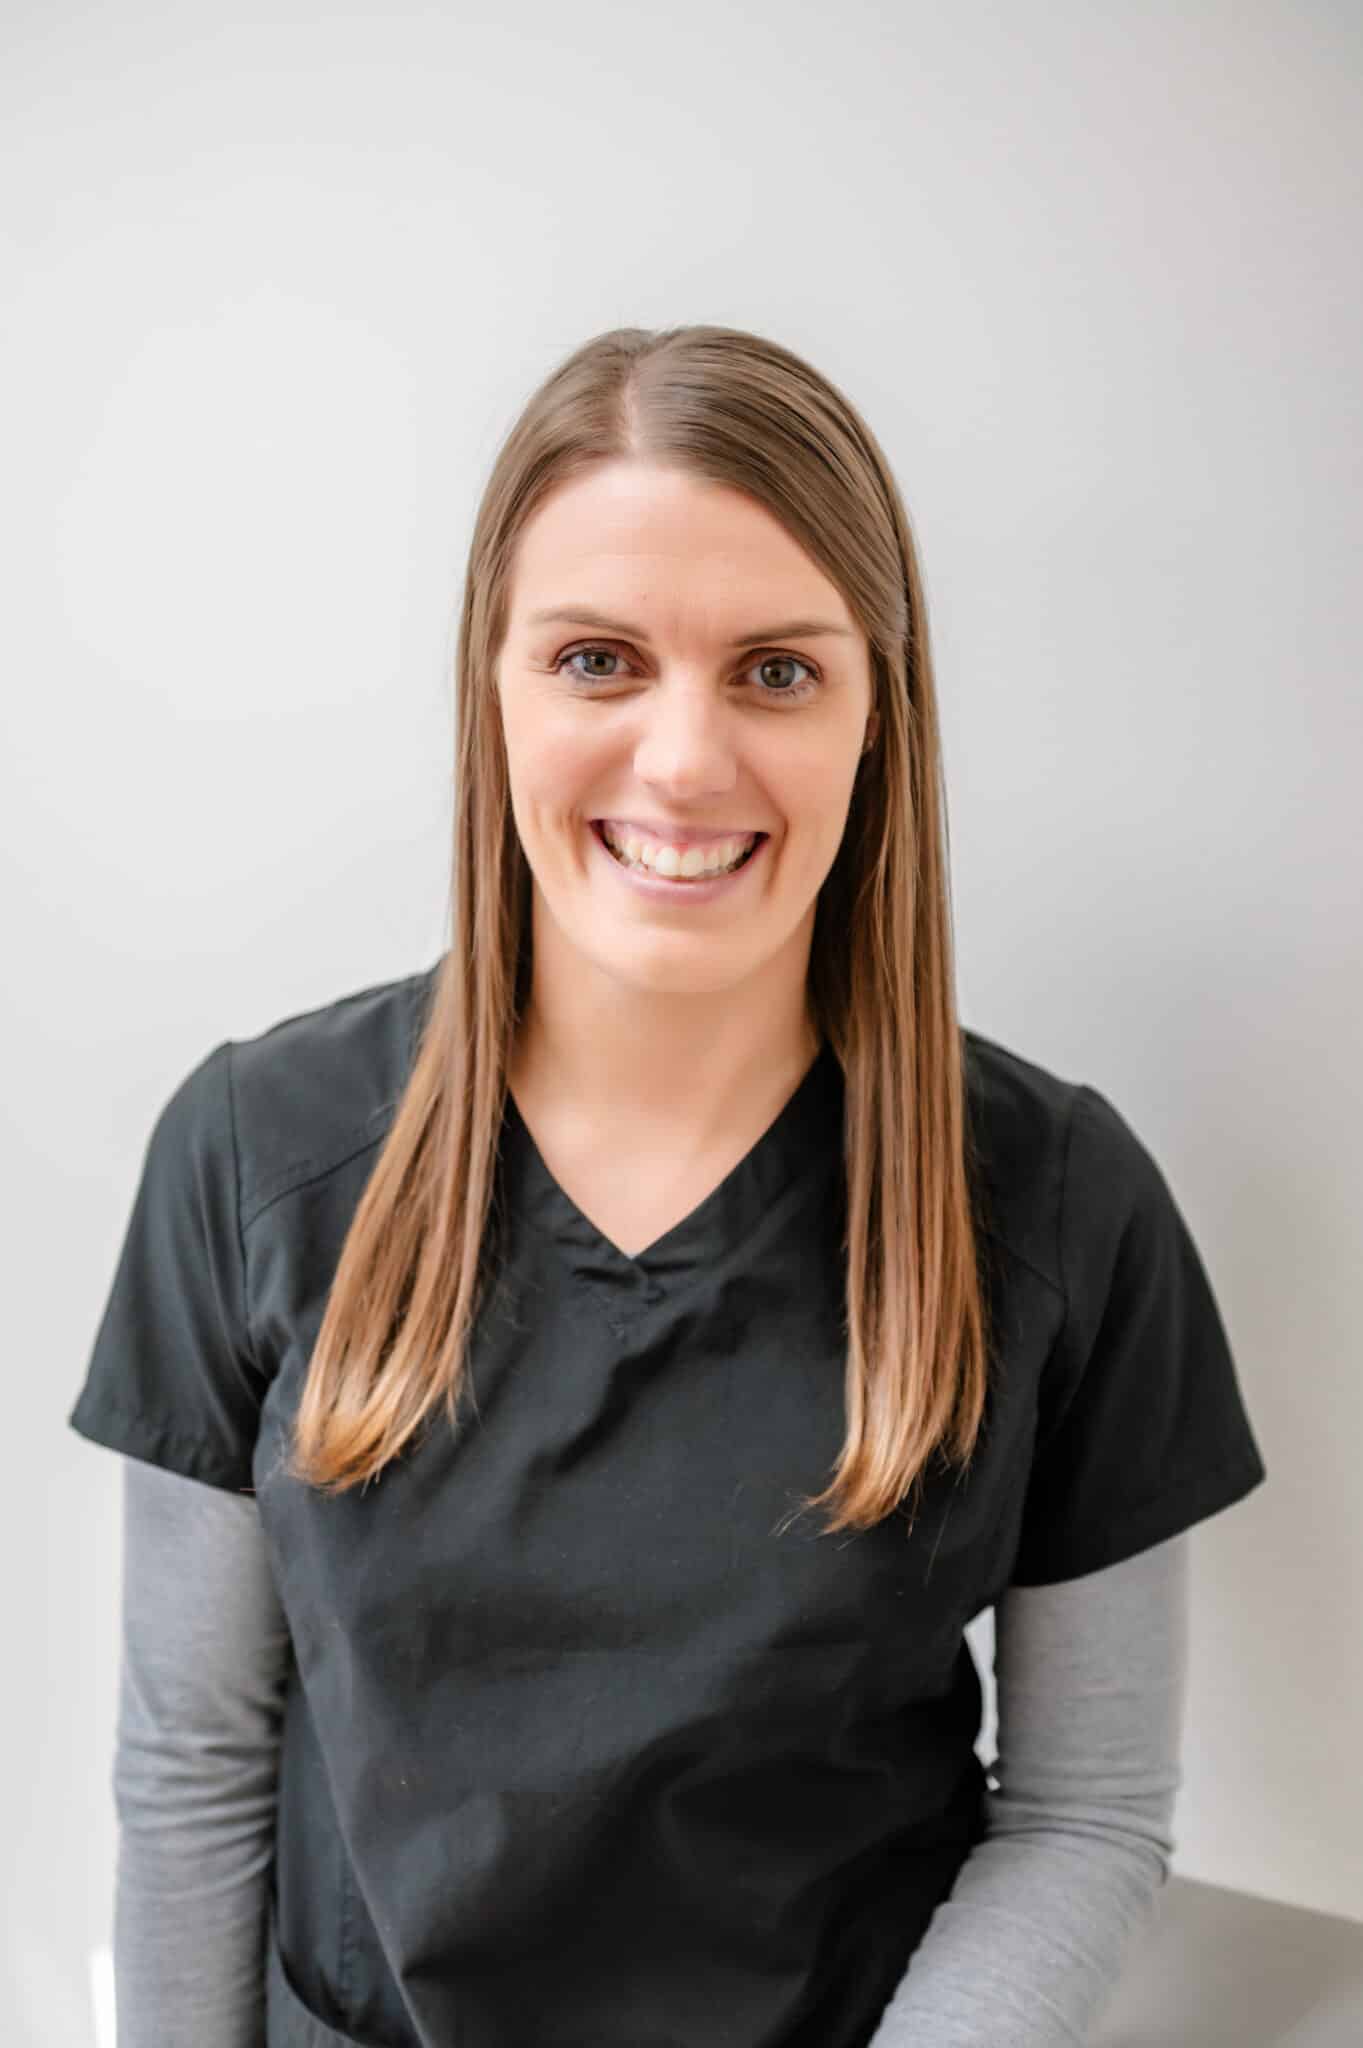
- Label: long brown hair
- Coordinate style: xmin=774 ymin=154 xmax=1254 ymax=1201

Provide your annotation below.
xmin=284 ymin=323 xmax=994 ymax=1536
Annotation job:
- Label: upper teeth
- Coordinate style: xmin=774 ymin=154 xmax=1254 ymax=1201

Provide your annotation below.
xmin=601 ymin=825 xmax=758 ymax=877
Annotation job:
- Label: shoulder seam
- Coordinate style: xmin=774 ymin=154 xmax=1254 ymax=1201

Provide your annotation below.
xmin=962 ymin=1027 xmax=1082 ymax=1301
xmin=222 ymin=1040 xmax=264 ymax=1375
xmin=227 ymin=968 xmax=429 ymax=1228
xmin=239 ymin=1113 xmax=395 ymax=1233
xmin=1056 ymin=1080 xmax=1088 ymax=1369
xmin=976 ymin=1222 xmax=1063 ymax=1303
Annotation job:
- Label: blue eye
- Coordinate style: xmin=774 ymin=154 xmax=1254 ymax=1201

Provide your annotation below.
xmin=554 ymin=644 xmax=821 ymax=704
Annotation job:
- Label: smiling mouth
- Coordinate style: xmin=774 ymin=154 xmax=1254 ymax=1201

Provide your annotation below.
xmin=590 ymin=819 xmax=767 ymax=880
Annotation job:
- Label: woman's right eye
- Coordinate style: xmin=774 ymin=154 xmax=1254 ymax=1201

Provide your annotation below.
xmin=555 ymin=645 xmax=630 ymax=683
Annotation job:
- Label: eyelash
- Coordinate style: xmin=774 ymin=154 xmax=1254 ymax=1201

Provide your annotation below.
xmin=553 ymin=642 xmax=822 ymax=705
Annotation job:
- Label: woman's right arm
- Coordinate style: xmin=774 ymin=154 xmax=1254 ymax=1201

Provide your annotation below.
xmin=113 ymin=1455 xmax=291 ymax=2048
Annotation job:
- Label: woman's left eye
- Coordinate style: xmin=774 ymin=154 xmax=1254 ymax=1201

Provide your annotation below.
xmin=553 ymin=644 xmax=821 ymax=703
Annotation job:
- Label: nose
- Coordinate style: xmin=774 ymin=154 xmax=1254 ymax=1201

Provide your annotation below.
xmin=629 ymin=679 xmax=741 ymax=799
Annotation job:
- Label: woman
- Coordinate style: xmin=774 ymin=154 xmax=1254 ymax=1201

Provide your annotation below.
xmin=70 ymin=323 xmax=1267 ymax=2047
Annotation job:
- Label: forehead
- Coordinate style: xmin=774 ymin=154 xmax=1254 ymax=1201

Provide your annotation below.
xmin=507 ymin=461 xmax=855 ymax=630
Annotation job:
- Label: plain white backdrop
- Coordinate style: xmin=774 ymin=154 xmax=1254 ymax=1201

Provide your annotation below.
xmin=3 ymin=2 xmax=1358 ymax=2040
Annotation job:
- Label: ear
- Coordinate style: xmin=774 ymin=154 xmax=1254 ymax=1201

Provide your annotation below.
xmin=862 ymin=708 xmax=880 ymax=754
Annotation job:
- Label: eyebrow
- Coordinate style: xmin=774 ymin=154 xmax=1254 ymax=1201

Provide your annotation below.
xmin=525 ymin=604 xmax=857 ymax=647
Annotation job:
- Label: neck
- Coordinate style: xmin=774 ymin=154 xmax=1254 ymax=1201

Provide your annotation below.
xmin=507 ymin=920 xmax=821 ymax=1153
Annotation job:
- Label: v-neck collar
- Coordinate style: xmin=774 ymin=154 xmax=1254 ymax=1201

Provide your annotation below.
xmin=498 ymin=1038 xmax=845 ymax=1319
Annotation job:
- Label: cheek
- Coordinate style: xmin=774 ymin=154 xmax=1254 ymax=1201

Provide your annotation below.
xmin=782 ymin=765 xmax=855 ymax=841
xmin=780 ymin=781 xmax=859 ymax=890
xmin=503 ymin=705 xmax=600 ymax=808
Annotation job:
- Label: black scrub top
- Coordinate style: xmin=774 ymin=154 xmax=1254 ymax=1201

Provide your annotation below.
xmin=68 ymin=960 xmax=1267 ymax=2048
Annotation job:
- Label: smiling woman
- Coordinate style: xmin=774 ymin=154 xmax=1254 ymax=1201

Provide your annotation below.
xmin=491 ymin=456 xmax=882 ymax=1030
xmin=69 ymin=322 xmax=1266 ymax=2048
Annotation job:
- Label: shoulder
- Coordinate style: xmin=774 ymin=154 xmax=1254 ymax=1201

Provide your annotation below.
xmin=961 ymin=1028 xmax=1160 ymax=1300
xmin=226 ymin=959 xmax=439 ymax=1222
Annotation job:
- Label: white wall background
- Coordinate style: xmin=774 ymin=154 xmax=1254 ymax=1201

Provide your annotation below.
xmin=4 ymin=1 xmax=1358 ymax=2040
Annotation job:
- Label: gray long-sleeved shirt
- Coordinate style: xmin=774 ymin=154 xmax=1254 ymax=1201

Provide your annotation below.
xmin=111 ymin=1455 xmax=1187 ymax=2047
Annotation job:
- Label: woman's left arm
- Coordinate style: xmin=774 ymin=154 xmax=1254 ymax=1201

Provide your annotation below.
xmin=866 ymin=1529 xmax=1189 ymax=2048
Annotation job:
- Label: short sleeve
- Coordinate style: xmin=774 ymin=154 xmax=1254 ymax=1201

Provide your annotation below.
xmin=67 ymin=1040 xmax=266 ymax=1494
xmin=1009 ymin=1082 xmax=1267 ymax=1586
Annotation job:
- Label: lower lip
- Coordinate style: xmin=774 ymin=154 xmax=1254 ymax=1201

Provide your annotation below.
xmin=588 ymin=821 xmax=768 ymax=902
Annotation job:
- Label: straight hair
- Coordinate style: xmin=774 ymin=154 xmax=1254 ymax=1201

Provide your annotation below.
xmin=284 ymin=323 xmax=994 ymax=1537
